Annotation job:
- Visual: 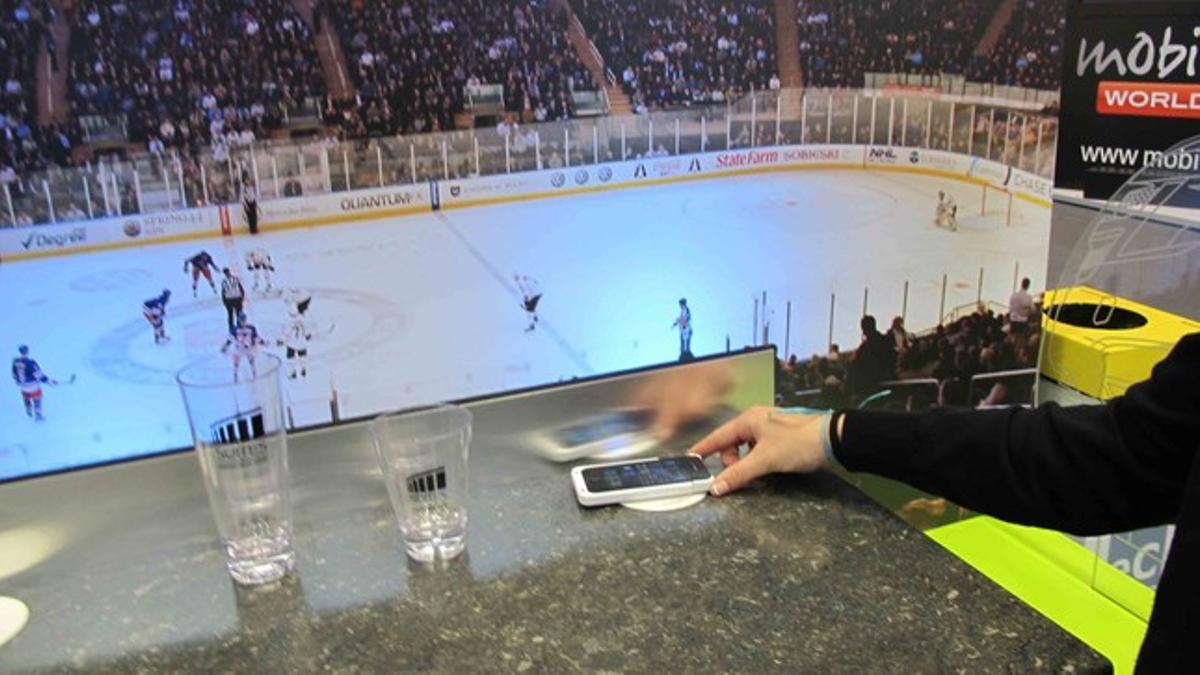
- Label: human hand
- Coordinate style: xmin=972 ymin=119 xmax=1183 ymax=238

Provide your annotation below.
xmin=632 ymin=361 xmax=734 ymax=439
xmin=690 ymin=406 xmax=832 ymax=497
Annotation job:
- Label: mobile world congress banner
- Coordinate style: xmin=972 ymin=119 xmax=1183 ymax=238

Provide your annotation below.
xmin=1056 ymin=0 xmax=1200 ymax=202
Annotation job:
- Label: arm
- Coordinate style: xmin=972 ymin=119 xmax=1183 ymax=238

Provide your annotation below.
xmin=838 ymin=334 xmax=1200 ymax=534
xmin=692 ymin=334 xmax=1200 ymax=536
xmin=31 ymin=361 xmax=51 ymax=384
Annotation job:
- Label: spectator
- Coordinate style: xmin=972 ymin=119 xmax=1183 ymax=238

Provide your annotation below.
xmin=577 ymin=0 xmax=777 ymax=112
xmin=780 ymin=303 xmax=1043 ymax=412
xmin=283 ymin=173 xmax=302 ymax=197
xmin=887 ymin=316 xmax=914 ymax=356
xmin=68 ymin=0 xmax=326 ymax=147
xmin=848 ymin=314 xmax=896 ymax=399
xmin=796 ymin=0 xmax=1002 ymax=88
xmin=971 ymin=0 xmax=1064 ymax=90
xmin=328 ymin=0 xmax=596 ymax=135
xmin=1009 ymin=277 xmax=1034 ymax=335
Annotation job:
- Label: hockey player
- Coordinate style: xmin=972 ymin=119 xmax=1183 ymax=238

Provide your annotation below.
xmin=278 ymin=308 xmax=313 ymax=379
xmin=143 ymin=289 xmax=172 ymax=344
xmin=183 ymin=250 xmax=218 ymax=296
xmin=245 ymin=248 xmax=275 ymax=293
xmin=672 ymin=298 xmax=693 ymax=360
xmin=221 ymin=311 xmax=266 ymax=381
xmin=935 ymin=191 xmax=959 ymax=231
xmin=284 ymin=287 xmax=313 ymax=318
xmin=12 ymin=345 xmax=57 ymax=421
xmin=515 ymin=275 xmax=542 ymax=332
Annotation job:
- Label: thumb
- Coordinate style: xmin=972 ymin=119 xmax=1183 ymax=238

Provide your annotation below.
xmin=710 ymin=444 xmax=775 ymax=497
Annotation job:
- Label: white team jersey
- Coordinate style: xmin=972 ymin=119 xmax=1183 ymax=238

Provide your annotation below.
xmin=246 ymin=250 xmax=272 ymax=269
xmin=284 ymin=318 xmax=311 ymax=350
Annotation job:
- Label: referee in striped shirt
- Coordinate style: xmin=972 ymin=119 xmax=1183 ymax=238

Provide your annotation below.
xmin=221 ymin=267 xmax=246 ymax=333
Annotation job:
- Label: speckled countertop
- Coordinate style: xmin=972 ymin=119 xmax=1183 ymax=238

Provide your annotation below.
xmin=0 ymin=353 xmax=1109 ymax=673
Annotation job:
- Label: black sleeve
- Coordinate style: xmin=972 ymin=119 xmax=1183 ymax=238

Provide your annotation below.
xmin=835 ymin=333 xmax=1200 ymax=535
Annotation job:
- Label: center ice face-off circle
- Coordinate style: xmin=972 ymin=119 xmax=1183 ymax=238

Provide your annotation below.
xmin=88 ymin=288 xmax=405 ymax=386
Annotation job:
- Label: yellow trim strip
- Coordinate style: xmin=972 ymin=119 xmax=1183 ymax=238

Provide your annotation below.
xmin=3 ymin=163 xmax=1051 ymax=263
xmin=442 ymin=162 xmax=1054 ymax=212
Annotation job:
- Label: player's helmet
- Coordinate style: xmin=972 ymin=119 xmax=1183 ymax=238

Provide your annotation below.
xmin=17 ymin=345 xmax=28 ymax=355
xmin=162 ymin=288 xmax=171 ymax=296
xmin=679 ymin=298 xmax=687 ymax=306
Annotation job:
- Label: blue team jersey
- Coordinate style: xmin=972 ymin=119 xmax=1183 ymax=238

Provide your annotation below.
xmin=187 ymin=252 xmax=214 ymax=269
xmin=144 ymin=294 xmax=169 ymax=312
xmin=678 ymin=307 xmax=692 ymax=330
xmin=12 ymin=357 xmax=46 ymax=386
xmin=227 ymin=325 xmax=261 ymax=351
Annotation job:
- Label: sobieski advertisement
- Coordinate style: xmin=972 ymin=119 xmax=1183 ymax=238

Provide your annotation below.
xmin=1056 ymin=0 xmax=1200 ymax=201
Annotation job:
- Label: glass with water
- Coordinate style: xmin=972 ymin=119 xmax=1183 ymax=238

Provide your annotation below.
xmin=370 ymin=405 xmax=472 ymax=562
xmin=177 ymin=354 xmax=294 ymax=585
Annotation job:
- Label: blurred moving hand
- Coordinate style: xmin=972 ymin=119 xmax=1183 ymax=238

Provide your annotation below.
xmin=633 ymin=361 xmax=734 ymax=439
xmin=689 ymin=406 xmax=832 ymax=497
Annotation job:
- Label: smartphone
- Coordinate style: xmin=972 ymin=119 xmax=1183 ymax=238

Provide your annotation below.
xmin=571 ymin=455 xmax=713 ymax=507
xmin=533 ymin=408 xmax=658 ymax=462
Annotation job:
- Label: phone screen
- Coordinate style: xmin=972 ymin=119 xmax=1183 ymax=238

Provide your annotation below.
xmin=581 ymin=456 xmax=710 ymax=493
xmin=551 ymin=409 xmax=652 ymax=448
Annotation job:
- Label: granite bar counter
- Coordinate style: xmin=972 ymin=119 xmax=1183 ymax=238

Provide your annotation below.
xmin=0 ymin=349 xmax=1109 ymax=673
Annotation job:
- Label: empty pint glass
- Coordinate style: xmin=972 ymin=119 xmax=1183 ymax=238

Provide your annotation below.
xmin=177 ymin=353 xmax=294 ymax=585
xmin=370 ymin=405 xmax=472 ymax=562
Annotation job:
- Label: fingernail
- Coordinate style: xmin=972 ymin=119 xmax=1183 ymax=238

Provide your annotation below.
xmin=711 ymin=481 xmax=728 ymax=497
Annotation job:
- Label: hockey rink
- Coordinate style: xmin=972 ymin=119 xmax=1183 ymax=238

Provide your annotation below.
xmin=0 ymin=169 xmax=1049 ymax=479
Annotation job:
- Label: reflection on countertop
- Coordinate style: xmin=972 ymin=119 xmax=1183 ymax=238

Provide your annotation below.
xmin=0 ymin=348 xmax=1108 ymax=673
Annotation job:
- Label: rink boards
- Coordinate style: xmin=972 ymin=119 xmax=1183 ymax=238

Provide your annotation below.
xmin=0 ymin=144 xmax=1052 ymax=263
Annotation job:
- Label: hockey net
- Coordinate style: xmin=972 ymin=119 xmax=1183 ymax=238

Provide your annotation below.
xmin=979 ymin=183 xmax=1022 ymax=228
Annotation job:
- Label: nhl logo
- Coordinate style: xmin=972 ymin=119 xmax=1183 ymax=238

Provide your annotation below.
xmin=122 ymin=220 xmax=142 ymax=238
xmin=551 ymin=172 xmax=566 ymax=188
xmin=598 ymin=166 xmax=613 ymax=183
xmin=449 ymin=185 xmax=461 ymax=197
xmin=574 ymin=169 xmax=589 ymax=185
xmin=909 ymin=150 xmax=920 ymax=165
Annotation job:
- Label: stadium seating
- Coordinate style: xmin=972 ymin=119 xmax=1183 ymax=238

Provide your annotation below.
xmin=575 ymin=0 xmax=778 ymax=110
xmin=971 ymin=0 xmax=1065 ymax=90
xmin=796 ymin=0 xmax=1002 ymax=88
xmin=1 ymin=1 xmax=77 ymax=177
xmin=68 ymin=0 xmax=325 ymax=147
xmin=324 ymin=0 xmax=595 ymax=136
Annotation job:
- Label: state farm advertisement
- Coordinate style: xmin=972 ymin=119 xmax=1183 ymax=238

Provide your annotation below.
xmin=1056 ymin=1 xmax=1200 ymax=203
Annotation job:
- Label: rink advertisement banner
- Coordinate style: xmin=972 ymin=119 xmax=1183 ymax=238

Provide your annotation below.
xmin=904 ymin=149 xmax=971 ymax=174
xmin=3 ymin=143 xmax=1041 ymax=260
xmin=968 ymin=158 xmax=1012 ymax=187
xmin=1056 ymin=0 xmax=1200 ymax=201
xmin=0 ymin=208 xmax=219 ymax=260
xmin=238 ymin=183 xmax=432 ymax=233
xmin=1008 ymin=169 xmax=1053 ymax=203
xmin=437 ymin=146 xmax=864 ymax=208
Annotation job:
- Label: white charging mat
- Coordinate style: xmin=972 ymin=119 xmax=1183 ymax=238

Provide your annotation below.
xmin=0 ymin=596 xmax=29 ymax=648
xmin=620 ymin=492 xmax=707 ymax=512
